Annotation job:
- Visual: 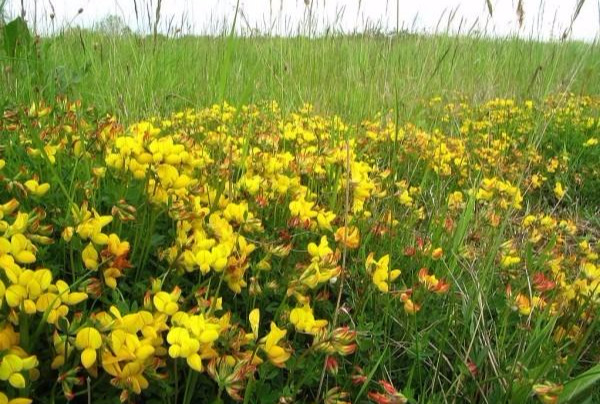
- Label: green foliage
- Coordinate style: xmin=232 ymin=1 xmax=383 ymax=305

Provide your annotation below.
xmin=0 ymin=13 xmax=599 ymax=404
xmin=560 ymin=364 xmax=600 ymax=403
xmin=3 ymin=16 xmax=31 ymax=58
xmin=0 ymin=0 xmax=6 ymax=26
xmin=0 ymin=23 xmax=598 ymax=121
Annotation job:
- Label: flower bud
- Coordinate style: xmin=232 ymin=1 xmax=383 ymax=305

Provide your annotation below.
xmin=62 ymin=226 xmax=74 ymax=242
xmin=325 ymin=356 xmax=339 ymax=376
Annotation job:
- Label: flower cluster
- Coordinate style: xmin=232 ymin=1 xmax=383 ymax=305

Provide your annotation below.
xmin=0 ymin=94 xmax=598 ymax=403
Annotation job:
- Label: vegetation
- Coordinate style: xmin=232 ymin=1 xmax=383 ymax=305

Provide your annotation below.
xmin=0 ymin=24 xmax=598 ymax=120
xmin=0 ymin=6 xmax=599 ymax=404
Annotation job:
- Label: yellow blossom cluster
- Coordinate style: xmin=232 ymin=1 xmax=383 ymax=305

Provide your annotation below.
xmin=0 ymin=95 xmax=598 ymax=403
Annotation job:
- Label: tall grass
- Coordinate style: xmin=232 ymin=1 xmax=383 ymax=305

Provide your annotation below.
xmin=1 ymin=28 xmax=598 ymax=122
xmin=0 ymin=4 xmax=599 ymax=403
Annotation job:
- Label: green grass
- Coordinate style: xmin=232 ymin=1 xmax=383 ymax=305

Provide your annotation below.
xmin=1 ymin=30 xmax=599 ymax=121
xmin=1 ymin=12 xmax=600 ymax=404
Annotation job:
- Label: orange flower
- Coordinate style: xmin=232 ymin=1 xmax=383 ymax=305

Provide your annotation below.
xmin=334 ymin=226 xmax=360 ymax=249
xmin=400 ymin=293 xmax=421 ymax=315
xmin=533 ymin=381 xmax=563 ymax=404
xmin=418 ymin=268 xmax=450 ymax=294
xmin=325 ymin=356 xmax=339 ymax=376
xmin=513 ymin=293 xmax=546 ymax=315
xmin=368 ymin=380 xmax=408 ymax=404
xmin=532 ymin=272 xmax=556 ymax=292
xmin=431 ymin=247 xmax=443 ymax=260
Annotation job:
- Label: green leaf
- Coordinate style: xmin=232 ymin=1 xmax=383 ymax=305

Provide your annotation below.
xmin=243 ymin=375 xmax=255 ymax=404
xmin=354 ymin=347 xmax=388 ymax=401
xmin=3 ymin=16 xmax=31 ymax=58
xmin=559 ymin=364 xmax=600 ymax=403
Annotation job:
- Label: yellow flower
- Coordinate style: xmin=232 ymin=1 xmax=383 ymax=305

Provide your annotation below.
xmin=10 ymin=234 xmax=36 ymax=264
xmin=316 ymin=210 xmax=336 ymax=232
xmin=92 ymin=167 xmax=106 ymax=177
xmin=195 ymin=249 xmax=214 ymax=274
xmin=0 ymin=324 xmax=19 ymax=350
xmin=500 ymin=255 xmax=521 ymax=268
xmin=56 ymin=280 xmax=88 ymax=306
xmin=0 ymin=199 xmax=20 ymax=216
xmin=153 ymin=288 xmax=180 ymax=315
xmin=334 ymin=226 xmax=360 ymax=249
xmin=62 ymin=226 xmax=74 ymax=242
xmin=275 ymin=174 xmax=294 ymax=195
xmin=107 ymin=329 xmax=155 ymax=363
xmin=431 ymin=247 xmax=443 ymax=260
xmin=447 ymin=191 xmax=464 ymax=210
xmin=418 ymin=268 xmax=450 ymax=294
xmin=75 ymin=327 xmax=103 ymax=369
xmin=403 ymin=299 xmax=419 ymax=315
xmin=0 ymin=237 xmax=9 ymax=254
xmin=240 ymin=174 xmax=261 ymax=195
xmin=260 ymin=322 xmax=291 ymax=367
xmin=533 ymin=381 xmax=563 ymax=404
xmin=5 ymin=282 xmax=27 ymax=309
xmin=24 ymin=180 xmax=50 ymax=197
xmin=307 ymin=236 xmax=333 ymax=260
xmin=476 ymin=188 xmax=494 ymax=201
xmin=547 ymin=158 xmax=559 ymax=173
xmin=553 ymin=182 xmax=566 ymax=199
xmin=522 ymin=215 xmax=537 ymax=227
xmin=0 ymin=392 xmax=32 ymax=404
xmin=211 ymin=243 xmax=231 ymax=272
xmin=167 ymin=312 xmax=225 ymax=372
xmin=289 ymin=196 xmax=318 ymax=223
xmin=248 ymin=308 xmax=260 ymax=340
xmin=366 ymin=253 xmax=401 ymax=293
xmin=5 ymin=212 xmax=28 ymax=236
xmin=103 ymin=267 xmax=122 ymax=289
xmin=0 ymin=354 xmax=37 ymax=389
xmin=299 ymin=262 xmax=341 ymax=289
xmin=223 ymin=202 xmax=250 ymax=224
xmin=82 ymin=243 xmax=99 ymax=270
xmin=583 ymin=262 xmax=599 ymax=280
xmin=107 ymin=234 xmax=130 ymax=256
xmin=513 ymin=294 xmax=546 ymax=316
xmin=289 ymin=304 xmax=328 ymax=334
xmin=401 ymin=293 xmax=420 ymax=315
xmin=398 ymin=190 xmax=413 ymax=207
xmin=124 ymin=363 xmax=151 ymax=393
xmin=530 ymin=174 xmax=544 ymax=188
xmin=76 ymin=210 xmax=113 ymax=245
xmin=166 ymin=327 xmax=201 ymax=367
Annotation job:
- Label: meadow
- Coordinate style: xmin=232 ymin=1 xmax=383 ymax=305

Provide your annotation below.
xmin=0 ymin=10 xmax=599 ymax=404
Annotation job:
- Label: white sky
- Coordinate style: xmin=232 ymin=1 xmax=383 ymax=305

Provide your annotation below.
xmin=5 ymin=0 xmax=600 ymax=41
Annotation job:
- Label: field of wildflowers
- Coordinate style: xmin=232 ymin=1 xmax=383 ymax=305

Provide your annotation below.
xmin=0 ymin=93 xmax=598 ymax=403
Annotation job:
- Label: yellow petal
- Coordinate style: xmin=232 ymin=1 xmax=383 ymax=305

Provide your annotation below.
xmin=81 ymin=348 xmax=97 ymax=369
xmin=8 ymin=372 xmax=26 ymax=389
xmin=186 ymin=353 xmax=203 ymax=372
xmin=9 ymin=399 xmax=33 ymax=404
xmin=136 ymin=345 xmax=155 ymax=360
xmin=82 ymin=243 xmax=99 ymax=270
xmin=5 ymin=285 xmax=26 ymax=308
xmin=14 ymin=251 xmax=36 ymax=265
xmin=249 ymin=308 xmax=260 ymax=340
xmin=75 ymin=327 xmax=102 ymax=350
xmin=23 ymin=299 xmax=36 ymax=314
xmin=65 ymin=292 xmax=88 ymax=305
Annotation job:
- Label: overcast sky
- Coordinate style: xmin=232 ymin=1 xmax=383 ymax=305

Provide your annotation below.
xmin=4 ymin=0 xmax=599 ymax=41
